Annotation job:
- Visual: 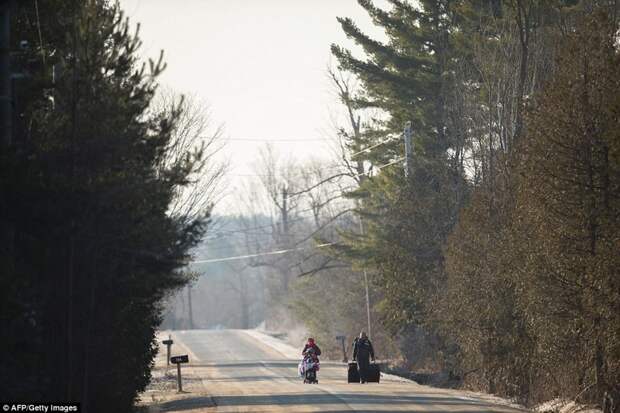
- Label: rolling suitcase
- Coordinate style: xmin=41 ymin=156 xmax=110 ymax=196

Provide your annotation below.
xmin=347 ymin=362 xmax=360 ymax=383
xmin=366 ymin=363 xmax=380 ymax=383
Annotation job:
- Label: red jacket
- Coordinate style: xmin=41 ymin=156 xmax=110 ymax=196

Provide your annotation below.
xmin=302 ymin=343 xmax=321 ymax=356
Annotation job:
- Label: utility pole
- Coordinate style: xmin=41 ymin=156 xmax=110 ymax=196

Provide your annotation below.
xmin=281 ymin=186 xmax=289 ymax=236
xmin=0 ymin=0 xmax=12 ymax=147
xmin=280 ymin=185 xmax=290 ymax=293
xmin=358 ymin=216 xmax=372 ymax=341
xmin=404 ymin=121 xmax=413 ymax=178
xmin=335 ymin=335 xmax=348 ymax=362
xmin=187 ymin=285 xmax=194 ymax=329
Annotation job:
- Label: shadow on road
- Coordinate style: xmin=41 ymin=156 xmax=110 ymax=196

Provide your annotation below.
xmin=190 ymin=360 xmax=299 ymax=369
xmin=160 ymin=391 xmax=522 ymax=413
xmin=212 ymin=393 xmax=507 ymax=407
xmin=205 ymin=374 xmax=301 ymax=382
xmin=157 ymin=391 xmax=527 ymax=412
xmin=158 ymin=396 xmax=215 ymax=411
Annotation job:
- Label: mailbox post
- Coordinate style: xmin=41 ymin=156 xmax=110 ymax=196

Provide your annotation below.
xmin=335 ymin=335 xmax=347 ymax=362
xmin=170 ymin=354 xmax=189 ymax=392
xmin=162 ymin=335 xmax=174 ymax=366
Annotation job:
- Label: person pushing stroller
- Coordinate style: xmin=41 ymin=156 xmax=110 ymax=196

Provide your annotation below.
xmin=299 ymin=337 xmax=321 ymax=383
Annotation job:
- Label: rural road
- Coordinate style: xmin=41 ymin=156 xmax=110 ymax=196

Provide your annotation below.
xmin=159 ymin=329 xmax=527 ymax=413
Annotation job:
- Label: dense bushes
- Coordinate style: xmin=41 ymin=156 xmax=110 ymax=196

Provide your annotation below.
xmin=328 ymin=0 xmax=619 ymax=408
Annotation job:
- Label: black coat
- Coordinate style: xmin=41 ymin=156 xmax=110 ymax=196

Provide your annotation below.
xmin=352 ymin=337 xmax=374 ymax=361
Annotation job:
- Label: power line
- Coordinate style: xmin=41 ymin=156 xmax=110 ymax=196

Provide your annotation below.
xmin=203 ymin=221 xmax=286 ymax=239
xmin=202 ymin=198 xmax=354 ymax=241
xmin=189 ymin=158 xmax=405 ymax=263
xmin=226 ymin=137 xmax=332 ymax=142
xmin=189 ymin=242 xmax=337 ymax=264
xmin=225 ymin=137 xmax=402 ymax=181
xmin=204 ymin=158 xmax=403 ymax=241
xmin=225 ymin=163 xmax=347 ymax=181
xmin=348 ymin=156 xmax=405 ymax=180
xmin=285 ymin=156 xmax=405 ymax=202
xmin=376 ymin=156 xmax=406 ymax=171
xmin=194 ymin=208 xmax=355 ymax=259
xmin=227 ymin=165 xmax=343 ymax=178
xmin=349 ymin=136 xmax=397 ymax=159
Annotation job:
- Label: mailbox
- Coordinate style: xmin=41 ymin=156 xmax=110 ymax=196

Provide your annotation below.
xmin=170 ymin=355 xmax=189 ymax=364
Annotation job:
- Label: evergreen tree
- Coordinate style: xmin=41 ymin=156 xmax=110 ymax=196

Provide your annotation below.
xmin=331 ymin=0 xmax=468 ymax=370
xmin=1 ymin=2 xmax=210 ymax=410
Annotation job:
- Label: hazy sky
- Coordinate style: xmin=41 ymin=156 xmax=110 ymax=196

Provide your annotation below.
xmin=119 ymin=0 xmax=388 ymax=212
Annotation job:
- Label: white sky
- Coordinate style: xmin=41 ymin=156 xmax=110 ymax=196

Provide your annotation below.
xmin=119 ymin=0 xmax=388 ymax=213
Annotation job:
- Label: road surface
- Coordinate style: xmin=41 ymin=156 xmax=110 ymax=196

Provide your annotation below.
xmin=160 ymin=329 xmax=527 ymax=413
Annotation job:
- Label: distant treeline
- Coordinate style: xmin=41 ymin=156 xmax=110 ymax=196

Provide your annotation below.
xmin=321 ymin=0 xmax=619 ymax=409
xmin=1 ymin=2 xmax=211 ymax=412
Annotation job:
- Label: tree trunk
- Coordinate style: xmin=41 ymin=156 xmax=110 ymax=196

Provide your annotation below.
xmin=513 ymin=0 xmax=530 ymax=144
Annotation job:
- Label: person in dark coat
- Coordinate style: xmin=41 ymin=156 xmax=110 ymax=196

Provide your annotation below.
xmin=352 ymin=331 xmax=374 ymax=383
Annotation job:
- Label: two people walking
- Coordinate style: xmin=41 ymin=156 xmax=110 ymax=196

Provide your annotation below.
xmin=302 ymin=332 xmax=377 ymax=384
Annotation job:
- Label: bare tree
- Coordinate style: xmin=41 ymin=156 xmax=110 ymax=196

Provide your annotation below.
xmin=153 ymin=89 xmax=228 ymax=223
xmin=327 ymin=66 xmax=369 ymax=186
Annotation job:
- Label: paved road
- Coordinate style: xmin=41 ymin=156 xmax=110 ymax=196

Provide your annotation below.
xmin=164 ymin=329 xmax=527 ymax=413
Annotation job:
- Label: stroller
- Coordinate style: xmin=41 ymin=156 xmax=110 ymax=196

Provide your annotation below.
xmin=298 ymin=347 xmax=320 ymax=384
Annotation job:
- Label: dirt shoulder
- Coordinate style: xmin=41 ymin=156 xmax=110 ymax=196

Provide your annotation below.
xmin=136 ymin=331 xmax=215 ymax=413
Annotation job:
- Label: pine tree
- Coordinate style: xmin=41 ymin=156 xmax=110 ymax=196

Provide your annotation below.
xmin=1 ymin=2 xmax=210 ymax=410
xmin=331 ymin=0 xmax=469 ymax=370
